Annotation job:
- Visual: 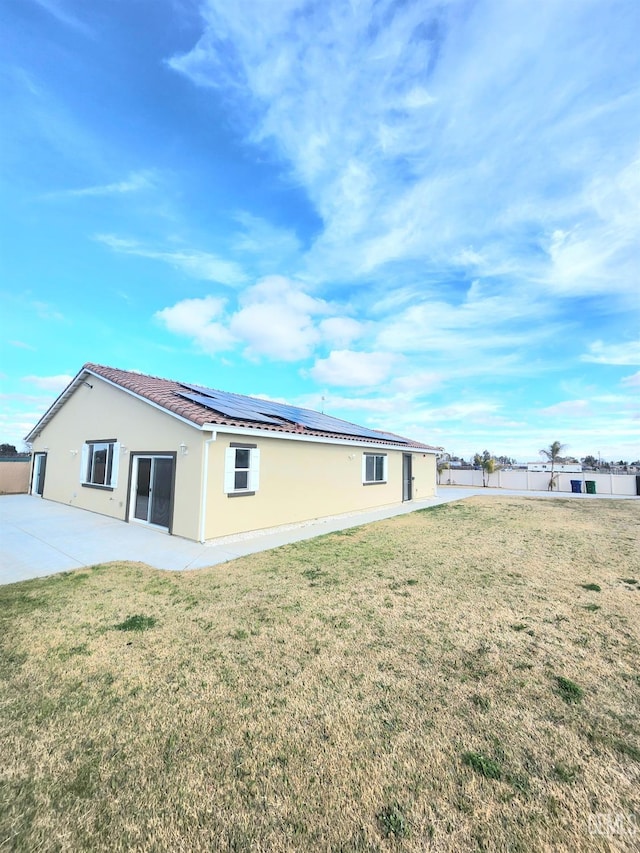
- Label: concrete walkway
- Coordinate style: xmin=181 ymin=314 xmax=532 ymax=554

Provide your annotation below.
xmin=1 ymin=488 xmax=635 ymax=585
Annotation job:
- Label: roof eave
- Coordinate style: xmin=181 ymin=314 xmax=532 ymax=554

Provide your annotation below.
xmin=24 ymin=367 xmax=92 ymax=443
xmin=205 ymin=422 xmax=441 ymax=452
xmin=25 ymin=362 xmax=442 ymax=453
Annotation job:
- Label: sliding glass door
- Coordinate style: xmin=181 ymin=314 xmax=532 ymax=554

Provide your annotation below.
xmin=131 ymin=455 xmax=174 ymax=530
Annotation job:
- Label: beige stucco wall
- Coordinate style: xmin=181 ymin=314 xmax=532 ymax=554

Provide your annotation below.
xmin=0 ymin=460 xmax=30 ymax=494
xmin=203 ymin=433 xmax=437 ymax=539
xmin=30 ymin=378 xmax=204 ymax=540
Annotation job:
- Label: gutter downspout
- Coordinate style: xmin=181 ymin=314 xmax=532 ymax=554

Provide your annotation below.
xmin=199 ymin=432 xmax=217 ymax=543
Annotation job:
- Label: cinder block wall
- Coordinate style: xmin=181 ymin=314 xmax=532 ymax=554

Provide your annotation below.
xmin=0 ymin=459 xmax=31 ymax=494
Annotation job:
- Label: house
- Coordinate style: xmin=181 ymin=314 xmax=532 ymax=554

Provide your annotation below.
xmin=25 ymin=364 xmax=441 ymax=542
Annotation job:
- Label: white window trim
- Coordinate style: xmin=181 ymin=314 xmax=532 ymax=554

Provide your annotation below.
xmin=224 ymin=446 xmax=260 ymax=495
xmin=362 ymin=452 xmax=387 ymax=484
xmin=80 ymin=440 xmax=120 ymax=489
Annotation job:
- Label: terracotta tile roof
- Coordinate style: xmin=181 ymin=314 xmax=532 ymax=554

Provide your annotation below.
xmin=84 ymin=363 xmax=217 ymax=428
xmin=27 ymin=362 xmax=441 ymax=451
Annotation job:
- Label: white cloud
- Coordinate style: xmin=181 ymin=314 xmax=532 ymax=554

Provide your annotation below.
xmin=621 ymin=371 xmax=640 ymax=388
xmin=156 ymin=276 xmax=367 ymax=363
xmin=232 ymin=212 xmax=301 ymax=271
xmin=545 ymin=157 xmax=640 ymax=298
xmin=391 ymin=370 xmax=442 ymax=395
xmin=31 ymin=301 xmax=65 ymax=321
xmin=45 ymin=170 xmax=156 ymax=199
xmin=581 ymin=340 xmax=640 ymax=365
xmin=231 ymin=302 xmax=319 ymax=361
xmin=374 ymin=285 xmax=559 ymax=369
xmin=95 ymin=234 xmax=247 ymax=286
xmin=231 ymin=275 xmax=329 ymax=361
xmin=32 ymin=0 xmax=92 ymax=34
xmin=155 ymin=296 xmax=236 ymax=354
xmin=318 ymin=317 xmax=364 ymax=348
xmin=538 ymin=400 xmax=592 ymax=418
xmin=309 ymin=350 xmax=398 ymax=388
xmin=22 ymin=374 xmax=73 ymax=392
xmin=168 ymin=0 xmax=640 ymax=302
xmin=296 ymin=392 xmax=399 ymax=417
xmin=158 ymin=0 xmax=640 ymax=452
xmin=6 ymin=1 xmax=640 ymax=466
xmin=422 ymin=401 xmax=502 ymax=423
xmin=239 ymin=275 xmax=327 ymax=316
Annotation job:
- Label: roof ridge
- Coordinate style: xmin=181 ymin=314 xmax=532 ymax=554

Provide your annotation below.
xmin=70 ymin=363 xmax=441 ymax=451
xmin=84 ymin=364 xmax=378 ymax=433
xmin=84 ymin=362 xmax=187 ymax=387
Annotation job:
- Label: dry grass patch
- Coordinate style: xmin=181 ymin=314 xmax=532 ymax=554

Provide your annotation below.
xmin=1 ymin=497 xmax=639 ymax=851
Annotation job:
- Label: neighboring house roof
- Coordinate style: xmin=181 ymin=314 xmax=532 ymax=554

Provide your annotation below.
xmin=25 ymin=363 xmax=441 ymax=451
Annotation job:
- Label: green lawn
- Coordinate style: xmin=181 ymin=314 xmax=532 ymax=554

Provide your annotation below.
xmin=1 ymin=497 xmax=639 ymax=851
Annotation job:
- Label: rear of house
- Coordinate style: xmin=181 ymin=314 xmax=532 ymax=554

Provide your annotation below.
xmin=26 ymin=364 xmax=440 ymax=542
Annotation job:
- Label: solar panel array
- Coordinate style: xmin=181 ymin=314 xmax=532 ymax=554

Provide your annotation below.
xmin=178 ymin=392 xmax=284 ymax=426
xmin=177 ymin=384 xmax=409 ymax=444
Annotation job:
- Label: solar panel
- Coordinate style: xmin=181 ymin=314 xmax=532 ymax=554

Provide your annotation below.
xmin=296 ymin=411 xmax=408 ymax=443
xmin=178 ymin=383 xmax=408 ymax=443
xmin=178 ymin=392 xmax=284 ymax=425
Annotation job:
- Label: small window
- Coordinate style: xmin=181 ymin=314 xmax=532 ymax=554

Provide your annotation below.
xmin=224 ymin=445 xmax=260 ymax=495
xmin=81 ymin=440 xmax=119 ymax=488
xmin=363 ymin=453 xmax=387 ymax=484
xmin=234 ymin=448 xmax=250 ymax=490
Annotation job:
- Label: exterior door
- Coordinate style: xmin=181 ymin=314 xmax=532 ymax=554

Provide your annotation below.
xmin=32 ymin=452 xmax=47 ymax=496
xmin=402 ymin=453 xmax=413 ymax=502
xmin=131 ymin=455 xmax=174 ymax=530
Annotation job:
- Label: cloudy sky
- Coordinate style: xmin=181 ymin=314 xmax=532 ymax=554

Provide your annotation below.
xmin=2 ymin=0 xmax=639 ymax=462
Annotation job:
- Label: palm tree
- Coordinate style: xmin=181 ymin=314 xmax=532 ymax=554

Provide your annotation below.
xmin=437 ymin=453 xmax=451 ymax=485
xmin=473 ymin=450 xmax=500 ymax=487
xmin=483 ymin=456 xmax=499 ymax=486
xmin=540 ymin=441 xmax=567 ymax=490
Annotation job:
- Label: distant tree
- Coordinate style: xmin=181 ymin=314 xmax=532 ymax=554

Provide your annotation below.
xmin=496 ymin=455 xmax=515 ymax=466
xmin=473 ymin=450 xmax=500 ymax=487
xmin=581 ymin=455 xmax=598 ymax=469
xmin=539 ymin=441 xmax=567 ymax=490
xmin=0 ymin=443 xmax=18 ymax=456
xmin=437 ymin=454 xmax=451 ymax=485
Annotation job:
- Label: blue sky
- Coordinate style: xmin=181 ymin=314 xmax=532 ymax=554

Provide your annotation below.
xmin=1 ymin=0 xmax=639 ymax=462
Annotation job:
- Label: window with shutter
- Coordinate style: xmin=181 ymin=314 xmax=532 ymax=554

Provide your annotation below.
xmin=224 ymin=445 xmax=260 ymax=495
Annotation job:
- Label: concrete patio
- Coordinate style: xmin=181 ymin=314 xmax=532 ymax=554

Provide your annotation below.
xmin=1 ymin=488 xmax=635 ymax=585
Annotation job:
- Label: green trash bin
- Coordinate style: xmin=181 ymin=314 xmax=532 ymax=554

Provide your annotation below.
xmin=585 ymin=480 xmax=596 ymax=494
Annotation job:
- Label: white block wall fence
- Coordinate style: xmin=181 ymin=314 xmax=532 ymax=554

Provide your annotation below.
xmin=439 ymin=469 xmax=638 ymax=496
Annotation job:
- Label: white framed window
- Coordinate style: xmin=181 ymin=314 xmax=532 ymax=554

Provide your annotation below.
xmin=363 ymin=452 xmax=387 ymax=484
xmin=224 ymin=444 xmax=260 ymax=495
xmin=81 ymin=440 xmax=119 ymax=488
